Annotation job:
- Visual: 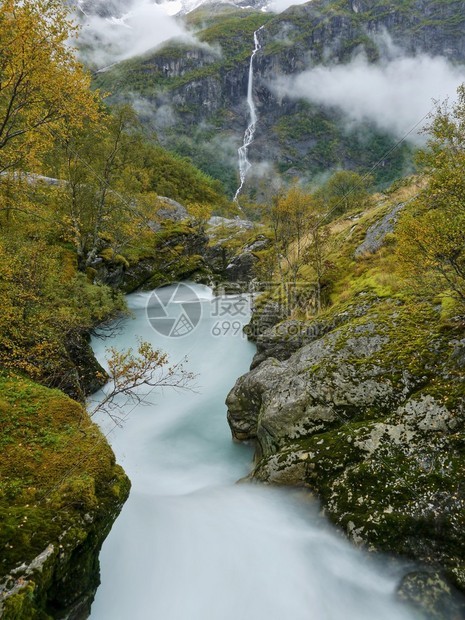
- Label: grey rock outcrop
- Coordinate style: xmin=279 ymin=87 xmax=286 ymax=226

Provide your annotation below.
xmin=205 ymin=218 xmax=269 ymax=282
xmin=355 ymin=203 xmax=404 ymax=257
xmin=153 ymin=196 xmax=189 ymax=225
xmin=226 ymin=296 xmax=465 ymax=605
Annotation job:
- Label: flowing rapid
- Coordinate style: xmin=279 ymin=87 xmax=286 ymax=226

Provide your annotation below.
xmin=234 ymin=27 xmax=264 ymax=203
xmin=89 ymin=283 xmax=420 ymax=620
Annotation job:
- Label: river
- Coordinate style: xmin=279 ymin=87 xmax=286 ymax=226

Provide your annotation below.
xmin=89 ymin=283 xmax=419 ymax=620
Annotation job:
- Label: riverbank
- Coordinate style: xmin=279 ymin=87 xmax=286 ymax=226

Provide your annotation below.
xmin=88 ymin=285 xmax=419 ymax=620
xmin=225 ymin=182 xmax=465 ymax=618
xmin=0 ymin=374 xmax=130 ymax=619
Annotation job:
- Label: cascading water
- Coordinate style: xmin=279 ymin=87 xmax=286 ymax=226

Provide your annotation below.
xmin=89 ymin=283 xmax=421 ymax=620
xmin=234 ymin=26 xmax=264 ymax=203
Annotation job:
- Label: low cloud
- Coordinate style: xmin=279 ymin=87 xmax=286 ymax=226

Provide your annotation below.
xmin=272 ymin=54 xmax=465 ymax=143
xmin=268 ymin=0 xmax=312 ymax=14
xmin=77 ymin=0 xmax=197 ymax=68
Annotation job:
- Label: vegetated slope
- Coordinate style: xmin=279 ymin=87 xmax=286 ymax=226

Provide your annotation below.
xmin=0 ymin=114 xmax=247 ymax=611
xmin=226 ymin=173 xmax=465 ymax=618
xmin=0 ymin=2 xmax=242 ymax=615
xmin=0 ymin=375 xmax=130 ymax=619
xmin=93 ymin=0 xmax=465 ymax=197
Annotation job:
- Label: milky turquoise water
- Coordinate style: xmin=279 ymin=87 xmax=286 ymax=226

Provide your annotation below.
xmin=89 ymin=284 xmax=419 ymax=620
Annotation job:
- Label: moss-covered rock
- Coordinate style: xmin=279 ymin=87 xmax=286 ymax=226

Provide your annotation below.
xmin=226 ymin=295 xmax=465 ymax=614
xmin=0 ymin=374 xmax=130 ymax=619
xmin=113 ymin=215 xmax=269 ymax=293
xmin=398 ymin=571 xmax=465 ymax=619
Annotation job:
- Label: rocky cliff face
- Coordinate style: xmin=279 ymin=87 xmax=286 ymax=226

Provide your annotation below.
xmin=95 ymin=211 xmax=270 ymax=292
xmin=95 ymin=0 xmax=465 ymax=196
xmin=223 ymin=182 xmax=465 ymax=618
xmin=226 ymin=294 xmax=465 ymax=614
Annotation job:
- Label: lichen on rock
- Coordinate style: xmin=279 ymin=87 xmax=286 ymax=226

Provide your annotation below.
xmin=226 ymin=295 xmax=465 ymax=614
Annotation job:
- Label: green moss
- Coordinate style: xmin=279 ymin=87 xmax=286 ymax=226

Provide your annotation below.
xmin=251 ymin=271 xmax=465 ymax=580
xmin=2 ymin=583 xmax=49 ymax=620
xmin=0 ymin=373 xmax=131 ymax=617
xmin=99 ymin=248 xmax=114 ymax=262
xmin=114 ymin=254 xmax=130 ymax=269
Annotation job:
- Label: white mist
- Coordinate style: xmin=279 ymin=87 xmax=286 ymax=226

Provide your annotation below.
xmin=89 ymin=284 xmax=419 ymax=620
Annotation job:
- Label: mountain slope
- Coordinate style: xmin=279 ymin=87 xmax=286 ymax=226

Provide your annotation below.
xmin=93 ymin=0 xmax=465 ymax=198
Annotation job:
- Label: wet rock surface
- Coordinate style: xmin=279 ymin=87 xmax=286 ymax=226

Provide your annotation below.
xmin=227 ymin=296 xmax=465 ymax=613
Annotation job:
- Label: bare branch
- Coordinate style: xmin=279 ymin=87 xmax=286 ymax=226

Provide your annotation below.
xmin=88 ymin=340 xmax=197 ymax=425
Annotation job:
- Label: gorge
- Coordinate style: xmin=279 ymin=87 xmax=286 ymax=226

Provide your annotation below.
xmin=1 ymin=0 xmax=465 ymax=617
xmin=89 ymin=285 xmax=420 ymax=620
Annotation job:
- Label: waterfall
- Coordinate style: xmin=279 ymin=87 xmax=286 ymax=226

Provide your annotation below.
xmin=234 ymin=26 xmax=264 ymax=203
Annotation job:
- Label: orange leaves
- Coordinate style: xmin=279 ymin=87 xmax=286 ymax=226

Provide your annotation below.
xmin=91 ymin=340 xmax=196 ymax=425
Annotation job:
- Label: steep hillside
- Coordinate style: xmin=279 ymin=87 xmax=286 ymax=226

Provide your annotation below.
xmin=225 ymin=166 xmax=465 ymax=616
xmin=93 ymin=0 xmax=465 ymax=198
xmin=0 ymin=2 xmax=241 ymax=614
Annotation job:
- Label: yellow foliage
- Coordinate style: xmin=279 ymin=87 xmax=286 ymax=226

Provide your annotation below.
xmin=395 ymin=86 xmax=465 ymax=308
xmin=187 ymin=201 xmax=213 ymax=224
xmin=0 ymin=0 xmax=100 ymax=174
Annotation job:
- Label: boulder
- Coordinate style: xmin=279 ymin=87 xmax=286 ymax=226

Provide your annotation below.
xmin=398 ymin=571 xmax=465 ymax=619
xmin=226 ymin=297 xmax=465 ymax=602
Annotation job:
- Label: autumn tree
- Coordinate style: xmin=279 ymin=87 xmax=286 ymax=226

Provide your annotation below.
xmin=89 ymin=341 xmax=196 ymax=425
xmin=305 ymin=219 xmax=331 ymax=313
xmin=397 ymin=85 xmax=465 ymax=309
xmin=316 ymin=170 xmax=373 ymax=218
xmin=266 ymin=185 xmax=331 ymax=314
xmin=0 ymin=235 xmax=125 ymax=389
xmin=51 ymin=105 xmax=150 ymax=269
xmin=268 ymin=185 xmax=312 ymax=283
xmin=0 ymin=0 xmax=99 ymax=176
xmin=186 ymin=202 xmax=213 ymax=233
xmin=0 ymin=2 xmax=208 ymax=420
